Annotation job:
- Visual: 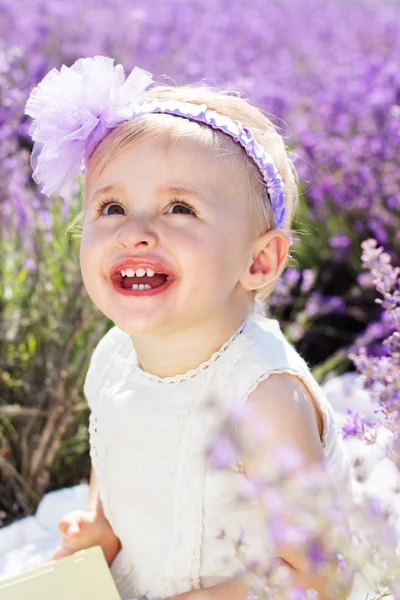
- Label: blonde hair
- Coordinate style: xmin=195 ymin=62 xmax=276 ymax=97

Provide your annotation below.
xmin=75 ymin=84 xmax=300 ymax=300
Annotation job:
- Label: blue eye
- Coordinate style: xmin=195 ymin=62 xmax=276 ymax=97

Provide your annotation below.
xmin=168 ymin=204 xmax=192 ymax=215
xmin=166 ymin=200 xmax=197 ymax=216
xmin=97 ymin=198 xmax=125 ymax=216
xmin=105 ymin=204 xmax=125 ymax=215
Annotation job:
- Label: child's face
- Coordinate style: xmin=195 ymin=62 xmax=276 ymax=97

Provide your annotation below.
xmin=80 ymin=133 xmax=258 ymax=336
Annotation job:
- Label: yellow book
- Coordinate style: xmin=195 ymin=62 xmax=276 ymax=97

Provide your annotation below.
xmin=0 ymin=546 xmax=121 ymax=600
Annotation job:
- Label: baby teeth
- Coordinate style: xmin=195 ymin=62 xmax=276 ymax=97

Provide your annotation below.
xmin=132 ymin=284 xmax=152 ymax=291
xmin=121 ymin=267 xmax=156 ymax=277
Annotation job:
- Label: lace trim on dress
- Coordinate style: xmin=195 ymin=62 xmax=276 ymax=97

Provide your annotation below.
xmin=126 ymin=320 xmax=248 ymax=385
xmin=88 ymin=413 xmax=99 ymax=472
xmin=88 ymin=411 xmax=116 ymax=525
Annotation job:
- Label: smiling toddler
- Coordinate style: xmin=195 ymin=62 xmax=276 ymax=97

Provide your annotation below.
xmin=25 ymin=56 xmax=355 ymax=600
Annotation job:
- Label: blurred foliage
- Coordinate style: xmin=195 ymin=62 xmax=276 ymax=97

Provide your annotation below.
xmin=267 ymin=187 xmax=385 ymax=381
xmin=0 ymin=192 xmax=110 ymax=525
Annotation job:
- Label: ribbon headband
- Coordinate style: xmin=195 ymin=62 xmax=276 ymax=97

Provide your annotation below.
xmin=25 ymin=56 xmax=286 ymax=230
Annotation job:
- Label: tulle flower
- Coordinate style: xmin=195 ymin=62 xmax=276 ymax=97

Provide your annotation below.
xmin=25 ymin=56 xmax=153 ymax=199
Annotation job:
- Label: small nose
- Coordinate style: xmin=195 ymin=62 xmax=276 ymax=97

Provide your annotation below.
xmin=115 ymin=216 xmax=158 ymax=250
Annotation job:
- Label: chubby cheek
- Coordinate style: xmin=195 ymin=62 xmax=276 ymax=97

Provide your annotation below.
xmin=179 ymin=233 xmax=239 ymax=295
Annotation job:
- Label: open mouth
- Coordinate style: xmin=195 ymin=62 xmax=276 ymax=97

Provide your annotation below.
xmin=111 ymin=266 xmax=174 ymax=294
xmin=119 ymin=268 xmax=168 ymax=290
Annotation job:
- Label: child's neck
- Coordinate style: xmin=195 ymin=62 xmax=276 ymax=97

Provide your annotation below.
xmin=130 ymin=311 xmax=250 ymax=379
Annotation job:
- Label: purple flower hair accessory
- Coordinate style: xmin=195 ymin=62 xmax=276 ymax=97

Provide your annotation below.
xmin=24 ymin=56 xmax=153 ymax=199
xmin=25 ymin=56 xmax=286 ymax=229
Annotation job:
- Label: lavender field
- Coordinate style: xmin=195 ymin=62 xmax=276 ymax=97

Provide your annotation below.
xmin=1 ymin=0 xmax=400 ymax=596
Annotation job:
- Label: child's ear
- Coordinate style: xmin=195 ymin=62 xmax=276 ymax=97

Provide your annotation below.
xmin=240 ymin=229 xmax=290 ymax=291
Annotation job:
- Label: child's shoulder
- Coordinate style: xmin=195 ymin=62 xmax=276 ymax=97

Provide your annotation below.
xmin=229 ymin=314 xmax=320 ymax=411
xmin=237 ymin=315 xmax=337 ymax=453
xmin=244 ymin=314 xmax=304 ymax=370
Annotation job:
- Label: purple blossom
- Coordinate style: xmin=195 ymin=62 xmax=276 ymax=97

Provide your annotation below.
xmin=284 ymin=268 xmax=301 ymax=287
xmin=240 ymin=473 xmax=264 ymax=500
xmin=307 ymin=537 xmax=328 ymax=568
xmin=206 ymin=433 xmax=237 ymax=469
xmin=342 ymin=408 xmax=367 ymax=439
xmin=349 ymin=238 xmax=400 ymax=480
xmin=235 ymin=526 xmax=246 ymax=550
xmin=270 ymin=443 xmax=303 ymax=473
xmin=24 ymin=258 xmax=37 ymax=272
xmin=366 ymin=496 xmax=386 ymax=519
xmin=269 ymin=519 xmax=308 ymax=546
xmin=287 ymin=588 xmax=307 ymax=600
xmin=335 ymin=553 xmax=347 ymax=572
xmin=300 ymin=270 xmax=316 ymax=295
xmin=329 ymin=233 xmax=352 ymax=260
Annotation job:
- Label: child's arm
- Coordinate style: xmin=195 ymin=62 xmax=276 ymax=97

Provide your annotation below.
xmin=168 ymin=373 xmax=354 ymax=600
xmin=238 ymin=373 xmax=354 ymax=598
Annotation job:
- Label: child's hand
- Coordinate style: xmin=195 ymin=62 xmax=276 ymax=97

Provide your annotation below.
xmin=51 ymin=509 xmax=121 ymax=566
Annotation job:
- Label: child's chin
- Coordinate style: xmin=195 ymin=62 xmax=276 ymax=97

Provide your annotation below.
xmin=110 ymin=313 xmax=166 ymax=336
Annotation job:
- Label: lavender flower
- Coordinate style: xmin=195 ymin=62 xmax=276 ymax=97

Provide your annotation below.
xmin=349 ymin=240 xmax=400 ymax=441
xmin=342 ymin=408 xmax=376 ymax=439
xmin=3 ymin=3 xmax=400 ymax=598
xmin=206 ymin=433 xmax=238 ymax=469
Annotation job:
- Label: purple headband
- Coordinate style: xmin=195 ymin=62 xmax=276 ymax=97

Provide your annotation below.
xmin=25 ymin=56 xmax=286 ymax=230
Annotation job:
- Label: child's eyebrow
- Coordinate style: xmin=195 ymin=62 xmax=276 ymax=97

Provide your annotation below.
xmin=91 ymin=185 xmax=198 ymax=200
xmin=159 ymin=186 xmax=198 ymax=196
xmin=90 ymin=184 xmax=125 ymax=201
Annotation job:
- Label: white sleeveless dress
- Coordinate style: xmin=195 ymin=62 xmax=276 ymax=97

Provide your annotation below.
xmin=84 ymin=314 xmax=353 ymax=600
